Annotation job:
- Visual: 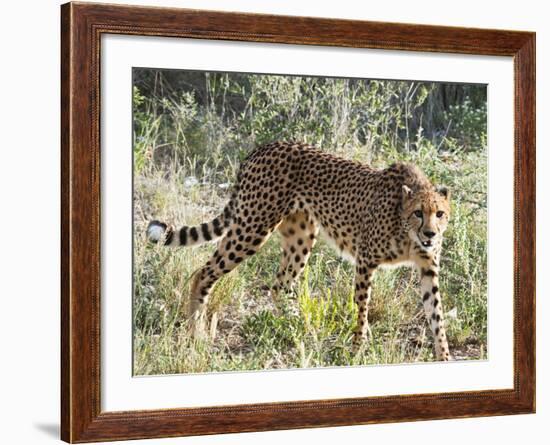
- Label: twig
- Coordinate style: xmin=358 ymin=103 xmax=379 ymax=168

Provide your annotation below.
xmin=436 ymin=119 xmax=453 ymax=152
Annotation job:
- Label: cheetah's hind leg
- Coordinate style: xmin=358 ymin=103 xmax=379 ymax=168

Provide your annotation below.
xmin=187 ymin=223 xmax=275 ymax=340
xmin=268 ymin=211 xmax=318 ymax=313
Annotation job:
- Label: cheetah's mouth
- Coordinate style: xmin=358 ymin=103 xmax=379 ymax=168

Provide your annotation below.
xmin=412 ymin=231 xmax=436 ymax=250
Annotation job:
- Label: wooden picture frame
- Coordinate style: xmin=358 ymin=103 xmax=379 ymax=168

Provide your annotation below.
xmin=61 ymin=2 xmax=535 ymax=442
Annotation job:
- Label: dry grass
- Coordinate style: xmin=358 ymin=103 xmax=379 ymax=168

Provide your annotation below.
xmin=133 ymin=151 xmax=487 ymax=375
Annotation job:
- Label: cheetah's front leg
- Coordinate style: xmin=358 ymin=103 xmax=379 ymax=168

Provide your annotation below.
xmin=420 ymin=267 xmax=452 ymax=361
xmin=352 ymin=262 xmax=376 ymax=352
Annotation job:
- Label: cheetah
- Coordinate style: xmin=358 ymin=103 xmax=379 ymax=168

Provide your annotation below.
xmin=147 ymin=141 xmax=452 ymax=361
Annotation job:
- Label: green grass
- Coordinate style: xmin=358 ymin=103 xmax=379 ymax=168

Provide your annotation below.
xmin=132 ymin=73 xmax=487 ymax=375
xmin=133 ymin=152 xmax=487 ymax=375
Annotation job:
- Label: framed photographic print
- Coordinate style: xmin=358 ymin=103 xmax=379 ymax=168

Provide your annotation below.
xmin=61 ymin=2 xmax=535 ymax=442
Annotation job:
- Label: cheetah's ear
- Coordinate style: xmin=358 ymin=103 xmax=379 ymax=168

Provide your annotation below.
xmin=436 ymin=186 xmax=450 ymax=200
xmin=402 ymin=185 xmax=414 ymax=201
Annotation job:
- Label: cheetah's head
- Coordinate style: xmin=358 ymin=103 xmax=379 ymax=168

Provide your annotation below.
xmin=401 ymin=185 xmax=451 ymax=251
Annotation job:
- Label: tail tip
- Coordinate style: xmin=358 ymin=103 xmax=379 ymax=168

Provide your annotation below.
xmin=146 ymin=220 xmax=167 ymax=244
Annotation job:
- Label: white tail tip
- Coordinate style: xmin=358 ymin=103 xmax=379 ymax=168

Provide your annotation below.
xmin=146 ymin=221 xmax=167 ymax=243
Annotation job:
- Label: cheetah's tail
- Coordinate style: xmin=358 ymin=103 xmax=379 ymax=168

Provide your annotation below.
xmin=146 ymin=199 xmax=234 ymax=248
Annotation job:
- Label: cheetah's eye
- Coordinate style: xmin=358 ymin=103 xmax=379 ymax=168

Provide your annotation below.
xmin=413 ymin=210 xmax=423 ymax=218
xmin=436 ymin=211 xmax=444 ymax=218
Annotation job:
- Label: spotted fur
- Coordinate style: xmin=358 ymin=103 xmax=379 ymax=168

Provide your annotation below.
xmin=147 ymin=141 xmax=452 ymax=361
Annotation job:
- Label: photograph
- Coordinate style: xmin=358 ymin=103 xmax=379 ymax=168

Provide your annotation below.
xmin=132 ymin=68 xmax=488 ymax=376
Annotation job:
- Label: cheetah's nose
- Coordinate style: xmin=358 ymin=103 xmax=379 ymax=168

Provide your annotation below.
xmin=423 ymin=230 xmax=436 ymax=239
